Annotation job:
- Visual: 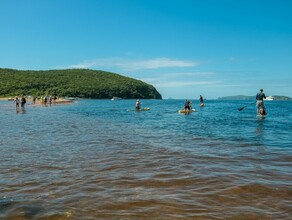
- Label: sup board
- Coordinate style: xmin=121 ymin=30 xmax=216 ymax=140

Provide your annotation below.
xmin=178 ymin=109 xmax=195 ymax=114
xmin=200 ymin=103 xmax=204 ymax=107
xmin=128 ymin=107 xmax=150 ymax=112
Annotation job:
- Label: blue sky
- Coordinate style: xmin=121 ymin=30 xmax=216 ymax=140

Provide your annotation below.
xmin=0 ymin=0 xmax=291 ymax=99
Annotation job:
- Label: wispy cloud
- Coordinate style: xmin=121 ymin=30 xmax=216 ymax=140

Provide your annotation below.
xmin=140 ymin=71 xmax=216 ymax=86
xmin=128 ymin=58 xmax=196 ymax=69
xmin=160 ymin=72 xmax=215 ymax=78
xmin=59 ymin=57 xmax=198 ymax=70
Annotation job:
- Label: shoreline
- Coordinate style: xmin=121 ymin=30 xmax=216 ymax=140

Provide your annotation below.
xmin=0 ymin=97 xmax=73 ymax=104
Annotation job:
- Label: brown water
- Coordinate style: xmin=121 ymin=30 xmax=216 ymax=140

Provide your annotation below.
xmin=0 ymin=100 xmax=291 ymax=219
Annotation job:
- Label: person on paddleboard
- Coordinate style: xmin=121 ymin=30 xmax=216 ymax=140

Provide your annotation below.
xmin=135 ymin=99 xmax=141 ymax=110
xmin=184 ymin=99 xmax=191 ymax=111
xmin=256 ymin=89 xmax=267 ymax=115
xmin=200 ymin=95 xmax=204 ymax=106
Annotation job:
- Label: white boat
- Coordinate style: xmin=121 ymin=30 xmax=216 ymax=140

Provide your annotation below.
xmin=65 ymin=97 xmax=75 ymax=101
xmin=265 ymin=96 xmax=274 ymax=101
xmin=111 ymin=97 xmax=122 ymax=101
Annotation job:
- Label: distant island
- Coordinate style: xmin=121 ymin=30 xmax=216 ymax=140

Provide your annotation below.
xmin=0 ymin=68 xmax=162 ymax=99
xmin=218 ymin=95 xmax=292 ymax=101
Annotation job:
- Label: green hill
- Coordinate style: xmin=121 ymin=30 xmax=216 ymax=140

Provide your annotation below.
xmin=271 ymin=95 xmax=292 ymax=100
xmin=217 ymin=95 xmax=254 ymax=100
xmin=0 ymin=68 xmax=162 ymax=99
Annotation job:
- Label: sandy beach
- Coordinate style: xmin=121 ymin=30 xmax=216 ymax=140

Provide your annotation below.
xmin=0 ymin=97 xmax=73 ymax=104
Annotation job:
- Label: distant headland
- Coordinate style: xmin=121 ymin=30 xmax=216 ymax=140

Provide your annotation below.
xmin=0 ymin=68 xmax=162 ymax=99
xmin=217 ymin=95 xmax=292 ymax=101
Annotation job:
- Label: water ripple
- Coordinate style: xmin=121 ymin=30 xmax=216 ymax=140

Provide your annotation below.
xmin=1 ymin=100 xmax=291 ymax=219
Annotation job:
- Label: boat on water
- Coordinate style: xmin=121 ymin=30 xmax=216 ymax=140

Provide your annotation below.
xmin=265 ymin=96 xmax=274 ymax=101
xmin=111 ymin=97 xmax=122 ymax=101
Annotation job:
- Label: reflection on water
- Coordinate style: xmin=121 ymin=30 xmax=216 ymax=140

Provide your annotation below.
xmin=255 ymin=119 xmax=265 ymax=142
xmin=0 ymin=100 xmax=291 ymax=219
xmin=16 ymin=109 xmax=26 ymax=114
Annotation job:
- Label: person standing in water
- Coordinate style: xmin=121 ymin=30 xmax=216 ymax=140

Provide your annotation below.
xmin=21 ymin=96 xmax=26 ymax=110
xmin=256 ymin=89 xmax=266 ymax=115
xmin=199 ymin=95 xmax=204 ymax=107
xmin=135 ymin=99 xmax=141 ymax=110
xmin=32 ymin=96 xmax=36 ymax=104
xmin=14 ymin=96 xmax=20 ymax=110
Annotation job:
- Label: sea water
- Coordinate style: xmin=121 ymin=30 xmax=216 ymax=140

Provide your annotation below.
xmin=0 ymin=99 xmax=291 ymax=219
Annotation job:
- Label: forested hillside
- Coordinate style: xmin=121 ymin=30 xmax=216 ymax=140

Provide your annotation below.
xmin=0 ymin=68 xmax=162 ymax=99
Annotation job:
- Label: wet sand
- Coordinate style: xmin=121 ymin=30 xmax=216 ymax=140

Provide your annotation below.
xmin=0 ymin=97 xmax=73 ymax=104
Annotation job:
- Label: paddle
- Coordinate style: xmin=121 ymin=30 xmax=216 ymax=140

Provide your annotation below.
xmin=238 ymin=101 xmax=256 ymax=111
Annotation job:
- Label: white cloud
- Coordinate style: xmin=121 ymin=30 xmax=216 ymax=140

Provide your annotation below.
xmin=139 ymin=71 xmax=216 ymax=86
xmin=160 ymin=72 xmax=215 ymax=78
xmin=60 ymin=57 xmax=197 ymax=70
xmin=129 ymin=58 xmax=196 ymax=69
xmin=139 ymin=77 xmax=160 ymax=83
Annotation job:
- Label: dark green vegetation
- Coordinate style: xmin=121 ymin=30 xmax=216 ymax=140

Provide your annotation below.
xmin=271 ymin=95 xmax=292 ymax=100
xmin=218 ymin=95 xmax=292 ymax=100
xmin=0 ymin=68 xmax=162 ymax=99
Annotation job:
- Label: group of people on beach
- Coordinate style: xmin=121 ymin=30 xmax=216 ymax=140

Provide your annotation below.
xmin=13 ymin=95 xmax=59 ymax=111
xmin=37 ymin=96 xmax=58 ymax=105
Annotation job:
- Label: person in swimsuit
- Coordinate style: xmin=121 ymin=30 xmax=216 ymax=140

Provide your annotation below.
xmin=14 ymin=96 xmax=20 ymax=110
xmin=32 ymin=96 xmax=36 ymax=104
xmin=44 ymin=96 xmax=48 ymax=105
xmin=21 ymin=96 xmax=26 ymax=110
